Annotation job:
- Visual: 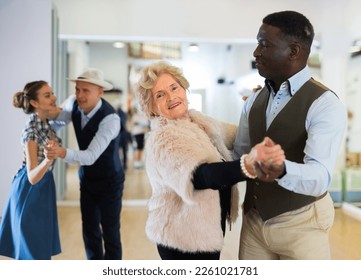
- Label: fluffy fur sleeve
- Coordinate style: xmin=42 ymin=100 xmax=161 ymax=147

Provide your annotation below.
xmin=219 ymin=121 xmax=237 ymax=150
xmin=188 ymin=110 xmax=237 ymax=155
xmin=145 ymin=117 xmax=222 ymax=204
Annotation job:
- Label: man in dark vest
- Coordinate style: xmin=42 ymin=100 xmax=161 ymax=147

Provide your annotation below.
xmin=49 ymin=68 xmax=124 ymax=259
xmin=233 ymin=11 xmax=347 ymax=259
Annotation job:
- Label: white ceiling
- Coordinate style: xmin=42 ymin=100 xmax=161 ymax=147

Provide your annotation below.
xmin=53 ymin=0 xmax=361 ymax=45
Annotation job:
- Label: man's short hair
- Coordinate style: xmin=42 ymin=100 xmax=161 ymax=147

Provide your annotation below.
xmin=263 ymin=10 xmax=314 ymax=47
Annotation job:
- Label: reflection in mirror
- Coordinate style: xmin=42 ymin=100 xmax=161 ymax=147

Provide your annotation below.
xmin=343 ymin=39 xmax=361 ymax=205
xmin=60 ymin=39 xmax=323 ymax=203
xmin=346 ymin=39 xmax=361 ymax=160
xmin=60 ymin=40 xmax=258 ymax=203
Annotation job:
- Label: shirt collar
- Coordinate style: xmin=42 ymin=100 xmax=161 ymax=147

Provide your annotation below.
xmin=30 ymin=113 xmax=50 ymax=129
xmin=80 ymin=98 xmax=102 ymax=119
xmin=265 ymin=66 xmax=311 ymax=96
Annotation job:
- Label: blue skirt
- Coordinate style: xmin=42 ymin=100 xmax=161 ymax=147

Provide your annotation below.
xmin=0 ymin=165 xmax=61 ymax=259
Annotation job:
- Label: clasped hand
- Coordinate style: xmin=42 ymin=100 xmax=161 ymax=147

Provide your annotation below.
xmin=246 ymin=137 xmax=286 ymax=182
xmin=43 ymin=139 xmax=60 ymax=161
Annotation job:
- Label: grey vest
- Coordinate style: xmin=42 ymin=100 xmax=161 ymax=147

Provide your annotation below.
xmin=244 ymin=78 xmax=331 ymax=221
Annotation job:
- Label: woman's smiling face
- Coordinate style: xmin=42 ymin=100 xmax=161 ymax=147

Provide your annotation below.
xmin=151 ymin=73 xmax=188 ymax=120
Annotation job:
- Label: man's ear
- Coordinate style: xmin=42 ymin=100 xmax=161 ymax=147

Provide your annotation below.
xmin=98 ymin=87 xmax=105 ymax=97
xmin=289 ymin=42 xmax=301 ymax=60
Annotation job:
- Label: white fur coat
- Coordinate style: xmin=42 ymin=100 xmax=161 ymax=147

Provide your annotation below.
xmin=145 ymin=109 xmax=239 ymax=252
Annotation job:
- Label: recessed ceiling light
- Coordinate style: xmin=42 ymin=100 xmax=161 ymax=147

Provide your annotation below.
xmin=188 ymin=43 xmax=199 ymax=52
xmin=113 ymin=42 xmax=125 ymax=48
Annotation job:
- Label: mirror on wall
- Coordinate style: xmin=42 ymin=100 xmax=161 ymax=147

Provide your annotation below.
xmin=58 ymin=39 xmax=324 ymax=203
xmin=341 ymin=39 xmax=361 ymax=206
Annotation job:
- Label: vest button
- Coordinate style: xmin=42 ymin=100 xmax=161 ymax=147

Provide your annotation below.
xmin=253 ymin=195 xmax=258 ymax=200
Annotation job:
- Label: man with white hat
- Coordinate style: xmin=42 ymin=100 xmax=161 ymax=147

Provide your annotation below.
xmin=49 ymin=68 xmax=124 ymax=260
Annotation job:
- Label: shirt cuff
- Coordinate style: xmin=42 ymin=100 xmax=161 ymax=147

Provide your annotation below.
xmin=276 ymin=160 xmax=300 ymax=192
xmin=64 ymin=148 xmax=76 ymax=164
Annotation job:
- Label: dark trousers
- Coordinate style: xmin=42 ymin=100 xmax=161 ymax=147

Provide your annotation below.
xmin=80 ymin=185 xmax=123 ymax=260
xmin=119 ymin=131 xmax=129 ymax=170
xmin=157 ymin=244 xmax=220 ymax=260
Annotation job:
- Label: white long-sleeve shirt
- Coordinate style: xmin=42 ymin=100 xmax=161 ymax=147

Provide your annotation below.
xmin=50 ymin=95 xmax=120 ymax=166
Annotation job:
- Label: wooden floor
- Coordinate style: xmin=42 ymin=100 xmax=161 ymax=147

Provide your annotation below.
xmin=55 ymin=163 xmax=361 ymax=260
xmin=1 ymin=155 xmax=361 ymax=260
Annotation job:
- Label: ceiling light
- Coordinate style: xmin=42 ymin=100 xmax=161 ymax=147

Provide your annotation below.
xmin=113 ymin=42 xmax=125 ymax=48
xmin=188 ymin=43 xmax=199 ymax=52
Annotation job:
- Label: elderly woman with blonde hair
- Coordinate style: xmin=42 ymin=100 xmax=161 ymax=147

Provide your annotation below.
xmin=135 ymin=61 xmax=285 ymax=260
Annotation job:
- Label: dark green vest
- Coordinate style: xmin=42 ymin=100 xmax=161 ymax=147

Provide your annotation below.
xmin=244 ymin=78 xmax=330 ymax=221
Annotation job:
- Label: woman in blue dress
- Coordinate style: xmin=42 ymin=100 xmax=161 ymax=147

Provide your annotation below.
xmin=0 ymin=80 xmax=62 ymax=260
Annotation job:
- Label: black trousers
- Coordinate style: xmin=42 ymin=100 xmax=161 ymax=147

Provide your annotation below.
xmin=80 ymin=185 xmax=123 ymax=260
xmin=157 ymin=244 xmax=221 ymax=260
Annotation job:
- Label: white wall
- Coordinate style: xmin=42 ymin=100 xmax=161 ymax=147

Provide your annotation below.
xmin=53 ymin=0 xmax=361 ymax=42
xmin=0 ymin=0 xmax=52 ymax=214
xmin=88 ymin=42 xmax=128 ymax=92
xmin=52 ymin=0 xmax=328 ymax=41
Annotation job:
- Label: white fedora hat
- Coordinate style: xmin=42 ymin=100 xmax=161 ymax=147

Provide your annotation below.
xmin=67 ymin=68 xmax=113 ymax=90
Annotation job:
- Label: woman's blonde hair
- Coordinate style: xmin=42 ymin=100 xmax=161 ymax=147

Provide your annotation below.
xmin=135 ymin=61 xmax=190 ymax=118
